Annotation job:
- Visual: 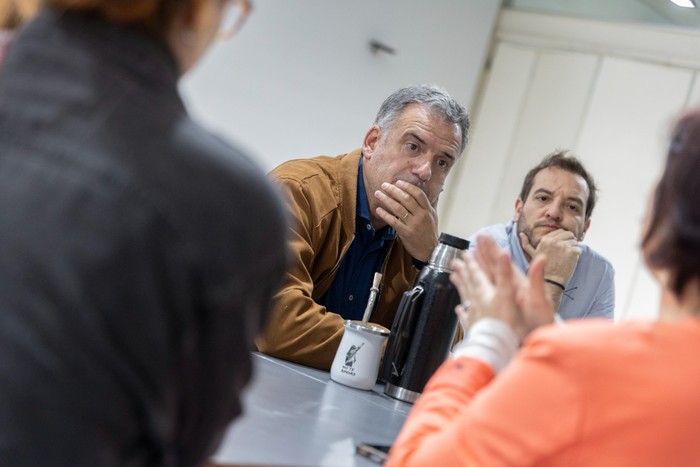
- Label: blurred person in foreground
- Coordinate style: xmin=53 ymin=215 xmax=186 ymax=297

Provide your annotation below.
xmin=0 ymin=0 xmax=288 ymax=466
xmin=388 ymin=107 xmax=700 ymax=466
xmin=257 ymin=84 xmax=470 ymax=370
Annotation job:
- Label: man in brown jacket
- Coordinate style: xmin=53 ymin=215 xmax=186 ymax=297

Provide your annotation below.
xmin=257 ymin=85 xmax=470 ymax=370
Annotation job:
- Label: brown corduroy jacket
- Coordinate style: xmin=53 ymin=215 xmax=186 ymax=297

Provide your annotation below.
xmin=256 ymin=149 xmax=419 ymax=370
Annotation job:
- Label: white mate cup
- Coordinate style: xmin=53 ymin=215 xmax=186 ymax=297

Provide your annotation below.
xmin=330 ymin=320 xmax=390 ymax=390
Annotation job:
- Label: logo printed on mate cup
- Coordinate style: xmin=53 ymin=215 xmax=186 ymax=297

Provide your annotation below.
xmin=341 ymin=343 xmax=364 ymax=375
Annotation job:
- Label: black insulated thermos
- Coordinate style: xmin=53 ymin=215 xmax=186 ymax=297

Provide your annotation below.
xmin=381 ymin=232 xmax=469 ymax=403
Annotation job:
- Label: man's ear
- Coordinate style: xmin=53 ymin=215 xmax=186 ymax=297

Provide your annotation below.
xmin=581 ymin=218 xmax=591 ymax=241
xmin=513 ymin=198 xmax=524 ymax=221
xmin=361 ymin=125 xmax=381 ymax=159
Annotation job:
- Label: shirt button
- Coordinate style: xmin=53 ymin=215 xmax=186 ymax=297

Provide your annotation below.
xmin=348 ymin=295 xmax=354 ymax=301
xmin=366 ymin=223 xmax=372 ymax=230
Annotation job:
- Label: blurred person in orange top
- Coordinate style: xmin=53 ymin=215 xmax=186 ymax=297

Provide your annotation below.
xmin=0 ymin=0 xmax=288 ymax=466
xmin=388 ymin=106 xmax=700 ymax=466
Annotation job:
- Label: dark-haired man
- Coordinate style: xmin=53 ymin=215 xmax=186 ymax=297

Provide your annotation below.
xmin=469 ymin=150 xmax=614 ymax=319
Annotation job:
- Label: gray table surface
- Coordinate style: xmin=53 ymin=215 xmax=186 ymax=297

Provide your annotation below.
xmin=210 ymin=352 xmax=412 ymax=466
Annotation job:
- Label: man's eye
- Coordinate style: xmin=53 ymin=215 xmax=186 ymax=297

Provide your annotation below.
xmin=407 ymin=143 xmax=418 ymax=152
xmin=536 ymin=196 xmax=548 ymax=202
xmin=436 ymin=159 xmax=450 ymax=169
xmin=568 ymin=204 xmax=580 ymax=212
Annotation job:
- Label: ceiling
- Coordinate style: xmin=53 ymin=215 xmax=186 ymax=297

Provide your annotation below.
xmin=504 ymin=0 xmax=700 ymax=30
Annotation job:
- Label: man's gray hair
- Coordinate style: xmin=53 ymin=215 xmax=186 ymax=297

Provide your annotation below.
xmin=373 ymin=84 xmax=470 ymax=153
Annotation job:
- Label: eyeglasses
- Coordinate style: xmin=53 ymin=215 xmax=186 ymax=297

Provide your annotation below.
xmin=217 ymin=0 xmax=253 ymax=40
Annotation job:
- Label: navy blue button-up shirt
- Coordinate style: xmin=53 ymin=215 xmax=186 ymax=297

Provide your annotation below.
xmin=318 ymin=158 xmax=395 ymax=321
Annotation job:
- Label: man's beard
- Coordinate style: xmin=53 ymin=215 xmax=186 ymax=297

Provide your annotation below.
xmin=516 ymin=214 xmax=583 ymax=248
xmin=516 ymin=215 xmax=539 ymax=248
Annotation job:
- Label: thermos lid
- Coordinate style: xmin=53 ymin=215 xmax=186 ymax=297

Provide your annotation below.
xmin=438 ymin=232 xmax=469 ymax=250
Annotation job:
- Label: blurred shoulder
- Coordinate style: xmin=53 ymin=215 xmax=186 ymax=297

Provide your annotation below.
xmin=523 ymin=319 xmax=654 ymax=359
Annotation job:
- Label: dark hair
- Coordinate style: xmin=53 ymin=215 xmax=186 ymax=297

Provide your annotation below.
xmin=373 ymin=84 xmax=470 ymax=154
xmin=519 ymin=150 xmax=599 ymax=220
xmin=643 ymin=108 xmax=700 ymax=297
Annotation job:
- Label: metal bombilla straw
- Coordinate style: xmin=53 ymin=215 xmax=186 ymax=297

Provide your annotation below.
xmin=361 ymin=272 xmax=383 ymax=325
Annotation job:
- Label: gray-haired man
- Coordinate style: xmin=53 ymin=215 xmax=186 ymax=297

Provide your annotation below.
xmin=258 ymin=84 xmax=470 ymax=369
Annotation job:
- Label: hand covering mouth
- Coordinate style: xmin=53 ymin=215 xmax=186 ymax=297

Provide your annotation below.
xmin=396 ymin=178 xmax=428 ymax=196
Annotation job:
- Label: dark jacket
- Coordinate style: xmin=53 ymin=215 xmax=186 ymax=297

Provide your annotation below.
xmin=0 ymin=8 xmax=287 ymax=466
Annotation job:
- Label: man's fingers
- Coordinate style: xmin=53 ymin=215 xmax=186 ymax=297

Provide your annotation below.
xmin=374 ymin=187 xmax=408 ymax=220
xmin=519 ymin=232 xmax=536 ymax=257
xmin=375 ymin=181 xmax=428 ymax=217
xmin=374 ymin=206 xmax=405 ymax=227
xmin=393 ymin=180 xmax=430 ymax=208
xmin=546 ymin=228 xmax=577 ymax=242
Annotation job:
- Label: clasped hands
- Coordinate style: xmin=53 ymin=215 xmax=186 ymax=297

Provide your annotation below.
xmin=450 ymin=235 xmax=555 ymax=343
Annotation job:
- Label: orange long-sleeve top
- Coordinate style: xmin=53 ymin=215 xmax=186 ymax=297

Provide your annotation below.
xmin=387 ymin=318 xmax=700 ymax=467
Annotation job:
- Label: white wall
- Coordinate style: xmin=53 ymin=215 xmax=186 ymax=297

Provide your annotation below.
xmin=441 ymin=9 xmax=700 ymax=320
xmin=180 ymin=0 xmax=502 ymax=171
